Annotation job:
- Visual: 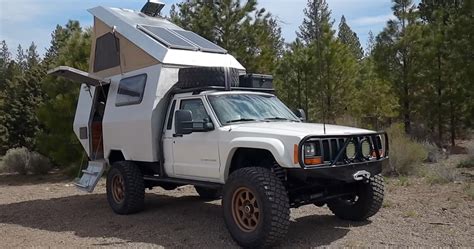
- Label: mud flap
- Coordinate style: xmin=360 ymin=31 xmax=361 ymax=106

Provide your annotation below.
xmin=74 ymin=160 xmax=106 ymax=193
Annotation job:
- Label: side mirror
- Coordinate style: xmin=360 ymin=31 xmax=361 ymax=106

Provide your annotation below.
xmin=295 ymin=109 xmax=307 ymax=122
xmin=202 ymin=118 xmax=215 ymax=131
xmin=175 ymin=110 xmax=193 ymax=135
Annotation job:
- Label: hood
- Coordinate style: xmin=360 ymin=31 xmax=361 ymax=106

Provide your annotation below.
xmin=228 ymin=121 xmax=375 ymax=138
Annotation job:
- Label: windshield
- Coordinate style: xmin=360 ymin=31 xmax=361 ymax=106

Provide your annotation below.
xmin=208 ymin=94 xmax=299 ymax=124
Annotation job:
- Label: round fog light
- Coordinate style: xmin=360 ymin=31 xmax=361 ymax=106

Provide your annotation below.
xmin=361 ymin=139 xmax=371 ymax=157
xmin=346 ymin=141 xmax=356 ymax=160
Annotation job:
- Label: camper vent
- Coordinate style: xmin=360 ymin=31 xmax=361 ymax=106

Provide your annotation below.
xmin=138 ymin=25 xmax=227 ymax=54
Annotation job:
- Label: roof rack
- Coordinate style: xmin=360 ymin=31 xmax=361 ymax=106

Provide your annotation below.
xmin=171 ymin=86 xmax=275 ymax=94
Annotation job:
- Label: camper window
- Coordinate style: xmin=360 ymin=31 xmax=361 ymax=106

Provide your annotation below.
xmin=116 ymin=74 xmax=147 ymax=106
xmin=94 ymin=33 xmax=120 ymax=72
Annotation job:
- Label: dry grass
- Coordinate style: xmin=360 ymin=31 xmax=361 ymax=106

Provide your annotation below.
xmin=385 ymin=124 xmax=427 ymax=176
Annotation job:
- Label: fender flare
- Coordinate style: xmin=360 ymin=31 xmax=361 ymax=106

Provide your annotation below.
xmin=221 ymin=137 xmax=290 ymax=181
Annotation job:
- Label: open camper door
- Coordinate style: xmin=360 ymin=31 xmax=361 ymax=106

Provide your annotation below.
xmin=48 ymin=66 xmax=109 ymax=159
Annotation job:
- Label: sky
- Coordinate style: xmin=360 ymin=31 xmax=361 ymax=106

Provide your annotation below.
xmin=0 ymin=0 xmax=402 ymax=57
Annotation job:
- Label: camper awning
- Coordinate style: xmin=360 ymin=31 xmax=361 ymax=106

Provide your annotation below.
xmin=48 ymin=66 xmax=109 ymax=86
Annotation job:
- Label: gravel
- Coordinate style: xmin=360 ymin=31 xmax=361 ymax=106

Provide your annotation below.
xmin=0 ymin=172 xmax=472 ymax=248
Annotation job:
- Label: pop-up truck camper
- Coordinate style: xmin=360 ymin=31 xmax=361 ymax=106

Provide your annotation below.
xmin=49 ymin=1 xmax=389 ymax=247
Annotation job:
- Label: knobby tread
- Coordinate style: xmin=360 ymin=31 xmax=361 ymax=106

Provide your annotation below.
xmin=223 ymin=167 xmax=290 ymax=248
xmin=328 ymin=174 xmax=384 ymax=221
xmin=107 ymin=161 xmax=145 ymax=215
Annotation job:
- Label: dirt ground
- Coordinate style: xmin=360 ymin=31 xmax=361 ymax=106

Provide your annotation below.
xmin=0 ymin=163 xmax=473 ymax=248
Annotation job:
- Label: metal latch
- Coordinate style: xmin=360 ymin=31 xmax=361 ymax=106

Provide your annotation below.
xmin=353 ymin=170 xmax=371 ymax=181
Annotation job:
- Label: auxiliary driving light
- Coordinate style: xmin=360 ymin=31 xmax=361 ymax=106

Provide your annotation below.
xmin=346 ymin=141 xmax=357 ymax=160
xmin=361 ymin=139 xmax=371 ymax=158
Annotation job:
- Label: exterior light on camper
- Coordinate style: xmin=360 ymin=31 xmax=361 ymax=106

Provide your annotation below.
xmin=141 ymin=0 xmax=165 ymax=17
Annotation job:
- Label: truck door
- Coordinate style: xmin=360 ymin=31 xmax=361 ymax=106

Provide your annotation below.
xmin=172 ymin=98 xmax=220 ymax=180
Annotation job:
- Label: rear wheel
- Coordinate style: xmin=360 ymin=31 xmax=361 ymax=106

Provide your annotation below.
xmin=223 ymin=167 xmax=290 ymax=248
xmin=194 ymin=186 xmax=221 ymax=200
xmin=327 ymin=174 xmax=384 ymax=221
xmin=106 ymin=161 xmax=145 ymax=214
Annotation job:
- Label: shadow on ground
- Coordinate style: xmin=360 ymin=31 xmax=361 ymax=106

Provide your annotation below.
xmin=0 ymin=192 xmax=369 ymax=248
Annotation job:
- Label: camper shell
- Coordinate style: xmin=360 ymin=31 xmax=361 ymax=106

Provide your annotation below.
xmin=49 ymin=2 xmax=389 ymax=248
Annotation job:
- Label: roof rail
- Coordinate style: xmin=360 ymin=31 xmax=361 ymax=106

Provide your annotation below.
xmin=171 ymin=86 xmax=275 ymax=94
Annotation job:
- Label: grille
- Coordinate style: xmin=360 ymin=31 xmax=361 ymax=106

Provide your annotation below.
xmin=311 ymin=135 xmax=383 ymax=163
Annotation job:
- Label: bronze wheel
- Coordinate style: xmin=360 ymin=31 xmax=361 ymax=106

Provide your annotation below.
xmin=111 ymin=174 xmax=125 ymax=203
xmin=223 ymin=167 xmax=290 ymax=248
xmin=106 ymin=161 xmax=144 ymax=214
xmin=231 ymin=186 xmax=260 ymax=232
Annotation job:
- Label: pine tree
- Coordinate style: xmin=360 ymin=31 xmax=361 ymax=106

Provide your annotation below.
xmin=1 ymin=42 xmax=43 ymax=151
xmin=373 ymin=0 xmax=419 ymax=134
xmin=297 ymin=0 xmax=332 ymax=44
xmin=337 ymin=15 xmax=364 ymax=60
xmin=170 ymin=0 xmax=283 ymax=73
xmin=36 ymin=23 xmax=91 ymax=167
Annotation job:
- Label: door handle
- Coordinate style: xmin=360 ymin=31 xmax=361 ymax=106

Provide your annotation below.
xmin=173 ymin=134 xmax=183 ymax=137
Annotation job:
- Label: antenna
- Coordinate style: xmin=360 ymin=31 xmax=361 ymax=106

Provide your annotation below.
xmin=141 ymin=0 xmax=165 ymax=17
xmin=322 ymin=93 xmax=326 ymax=134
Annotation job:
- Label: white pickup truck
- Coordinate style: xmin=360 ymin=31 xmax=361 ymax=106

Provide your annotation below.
xmin=49 ymin=1 xmax=389 ymax=248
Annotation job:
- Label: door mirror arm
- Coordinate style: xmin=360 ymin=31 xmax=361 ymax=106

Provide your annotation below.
xmin=295 ymin=109 xmax=307 ymax=122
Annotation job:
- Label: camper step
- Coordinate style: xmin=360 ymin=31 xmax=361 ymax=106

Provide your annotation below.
xmin=82 ymin=169 xmax=99 ymax=176
xmin=74 ymin=160 xmax=106 ymax=193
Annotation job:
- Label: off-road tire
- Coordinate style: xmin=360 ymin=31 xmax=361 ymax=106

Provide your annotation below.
xmin=194 ymin=186 xmax=221 ymax=200
xmin=223 ymin=167 xmax=290 ymax=248
xmin=327 ymin=174 xmax=384 ymax=221
xmin=106 ymin=161 xmax=145 ymax=215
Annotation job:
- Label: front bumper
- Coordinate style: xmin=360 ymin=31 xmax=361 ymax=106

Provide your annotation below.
xmin=291 ymin=132 xmax=389 ymax=183
xmin=287 ymin=159 xmax=387 ymax=183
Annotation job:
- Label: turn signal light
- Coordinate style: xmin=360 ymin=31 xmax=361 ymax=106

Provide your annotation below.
xmin=371 ymin=149 xmax=384 ymax=157
xmin=293 ymin=144 xmax=299 ymax=164
xmin=304 ymin=156 xmax=323 ymax=165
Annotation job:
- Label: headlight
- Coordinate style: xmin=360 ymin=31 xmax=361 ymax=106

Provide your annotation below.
xmin=345 ymin=141 xmax=357 ymax=159
xmin=361 ymin=139 xmax=371 ymax=158
xmin=304 ymin=143 xmax=316 ymax=157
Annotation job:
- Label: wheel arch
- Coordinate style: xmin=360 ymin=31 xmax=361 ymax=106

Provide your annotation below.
xmin=222 ymin=138 xmax=288 ymax=181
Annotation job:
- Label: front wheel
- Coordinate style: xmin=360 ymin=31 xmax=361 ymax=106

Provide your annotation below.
xmin=327 ymin=174 xmax=384 ymax=221
xmin=223 ymin=167 xmax=290 ymax=248
xmin=106 ymin=161 xmax=145 ymax=215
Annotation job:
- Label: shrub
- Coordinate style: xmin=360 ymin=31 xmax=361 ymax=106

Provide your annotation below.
xmin=2 ymin=147 xmax=29 ymax=175
xmin=425 ymin=162 xmax=458 ymax=184
xmin=1 ymin=148 xmax=51 ymax=175
xmin=463 ymin=183 xmax=474 ymax=200
xmin=457 ymin=158 xmax=474 ymax=169
xmin=27 ymin=152 xmax=51 ymax=175
xmin=423 ymin=141 xmax=444 ymax=163
xmin=385 ymin=124 xmax=427 ymax=176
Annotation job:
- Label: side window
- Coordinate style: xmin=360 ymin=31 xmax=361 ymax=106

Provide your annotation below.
xmin=94 ymin=33 xmax=120 ymax=72
xmin=166 ymin=100 xmax=176 ymax=130
xmin=180 ymin=99 xmax=210 ymax=128
xmin=116 ymin=74 xmax=147 ymax=106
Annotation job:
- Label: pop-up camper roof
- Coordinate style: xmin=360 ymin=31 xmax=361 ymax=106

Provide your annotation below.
xmin=87 ymin=6 xmax=244 ymax=78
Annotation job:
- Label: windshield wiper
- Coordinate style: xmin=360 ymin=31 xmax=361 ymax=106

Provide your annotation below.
xmin=226 ymin=118 xmax=258 ymax=124
xmin=264 ymin=117 xmax=297 ymax=122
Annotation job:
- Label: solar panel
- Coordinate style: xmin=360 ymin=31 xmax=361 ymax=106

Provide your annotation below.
xmin=138 ymin=25 xmax=198 ymax=51
xmin=172 ymin=29 xmax=227 ymax=54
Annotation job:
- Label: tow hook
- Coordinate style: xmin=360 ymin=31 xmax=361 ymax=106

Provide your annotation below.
xmin=353 ymin=170 xmax=371 ymax=181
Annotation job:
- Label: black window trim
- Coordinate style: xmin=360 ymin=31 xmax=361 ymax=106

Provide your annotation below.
xmin=166 ymin=100 xmax=177 ymax=130
xmin=115 ymin=73 xmax=147 ymax=107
